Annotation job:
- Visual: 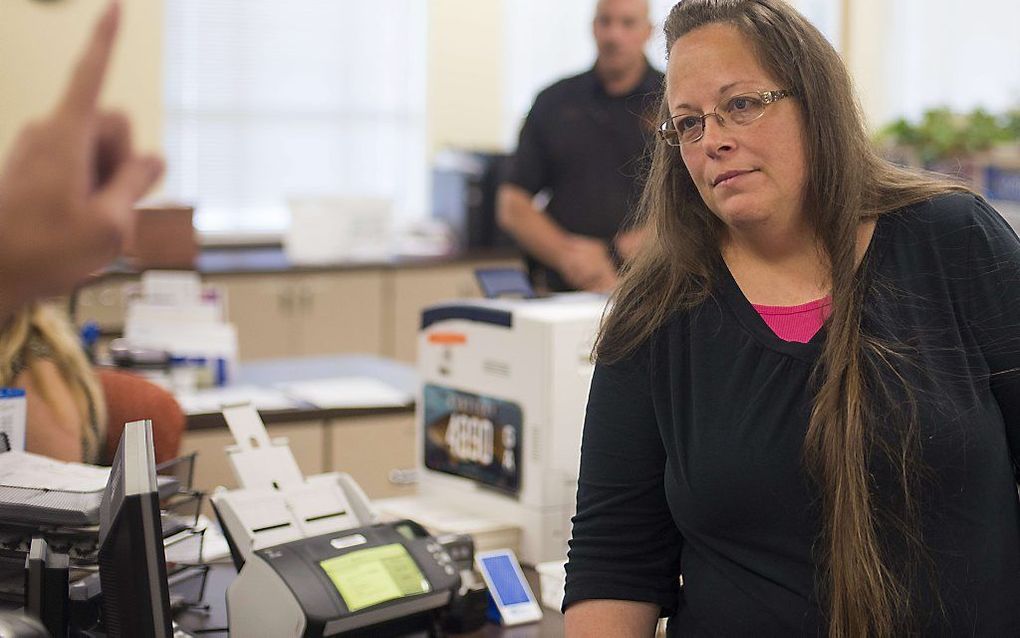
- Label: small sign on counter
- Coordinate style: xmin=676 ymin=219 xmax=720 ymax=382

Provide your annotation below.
xmin=0 ymin=388 xmax=27 ymax=452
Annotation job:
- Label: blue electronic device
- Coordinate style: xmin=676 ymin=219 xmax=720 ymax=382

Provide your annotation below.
xmin=474 ymin=268 xmax=537 ymax=299
xmin=475 ymin=549 xmax=543 ymax=626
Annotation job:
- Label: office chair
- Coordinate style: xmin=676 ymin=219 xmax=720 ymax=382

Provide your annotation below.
xmin=97 ymin=369 xmax=186 ymax=465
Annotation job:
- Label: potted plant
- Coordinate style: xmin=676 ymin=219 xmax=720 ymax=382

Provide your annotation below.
xmin=877 ymin=107 xmax=1020 ymax=186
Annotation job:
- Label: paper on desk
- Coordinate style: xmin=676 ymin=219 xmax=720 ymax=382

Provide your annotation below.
xmin=176 ymin=385 xmax=300 ymax=415
xmin=162 ymin=514 xmax=233 ymax=564
xmin=0 ymin=451 xmax=111 ymax=492
xmin=277 ymin=376 xmax=412 ymax=409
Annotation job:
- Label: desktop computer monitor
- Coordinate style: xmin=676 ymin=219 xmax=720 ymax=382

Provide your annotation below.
xmin=98 ymin=420 xmax=173 ymax=638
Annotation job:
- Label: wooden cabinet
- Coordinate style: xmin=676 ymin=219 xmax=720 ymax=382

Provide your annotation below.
xmin=73 ymin=275 xmax=139 ymax=330
xmin=200 ymin=274 xmax=292 ymax=360
xmin=327 ymin=412 xmax=417 ymax=499
xmin=180 ymin=411 xmax=415 ymax=516
xmin=205 ymin=270 xmax=385 ymax=361
xmin=295 ymin=271 xmax=384 ymax=358
xmin=178 ymin=420 xmax=326 ymax=516
xmin=386 ymin=258 xmax=522 ymax=362
xmin=71 ymin=251 xmax=522 ymax=362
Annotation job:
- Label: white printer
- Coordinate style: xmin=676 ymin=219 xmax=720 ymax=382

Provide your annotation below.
xmin=210 ymin=404 xmax=378 ymax=567
xmin=382 ymin=293 xmax=606 ymax=565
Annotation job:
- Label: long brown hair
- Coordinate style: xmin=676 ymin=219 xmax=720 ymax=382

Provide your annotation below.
xmin=595 ymin=1 xmax=968 ymax=635
xmin=0 ymin=303 xmax=107 ymax=463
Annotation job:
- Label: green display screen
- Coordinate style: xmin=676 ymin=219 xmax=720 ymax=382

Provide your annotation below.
xmin=319 ymin=543 xmax=431 ymax=612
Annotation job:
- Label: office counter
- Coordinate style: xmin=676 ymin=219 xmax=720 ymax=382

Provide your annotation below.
xmin=174 ymin=354 xmax=567 ymax=636
xmin=180 ymin=355 xmax=420 ymax=508
xmin=1 ymin=353 xmax=570 ymax=635
xmin=193 ymin=245 xmax=522 ymax=276
xmin=185 ymin=354 xmax=417 ymax=430
xmin=73 ymin=246 xmax=524 ymax=363
xmin=176 ymin=562 xmax=565 ymax=637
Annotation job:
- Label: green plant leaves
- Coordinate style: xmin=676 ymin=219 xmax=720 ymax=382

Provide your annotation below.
xmin=878 ymin=107 xmax=1019 ymax=165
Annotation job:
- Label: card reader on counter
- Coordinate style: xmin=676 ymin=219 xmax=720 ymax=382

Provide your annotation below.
xmin=227 ymin=519 xmax=460 ymax=637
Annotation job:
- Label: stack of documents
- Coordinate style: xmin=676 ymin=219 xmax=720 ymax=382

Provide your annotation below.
xmin=276 ymin=376 xmax=413 ymax=409
xmin=374 ymin=495 xmax=522 ymax=558
xmin=175 ymin=384 xmax=299 ymax=416
xmin=176 ymin=377 xmax=412 ymax=415
xmin=0 ymin=451 xmax=176 ymax=527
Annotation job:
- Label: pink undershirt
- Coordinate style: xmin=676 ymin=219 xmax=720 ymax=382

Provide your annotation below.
xmin=751 ymin=296 xmax=832 ymax=343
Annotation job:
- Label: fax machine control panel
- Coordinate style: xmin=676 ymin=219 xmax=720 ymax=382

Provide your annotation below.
xmin=253 ymin=520 xmax=461 ymax=635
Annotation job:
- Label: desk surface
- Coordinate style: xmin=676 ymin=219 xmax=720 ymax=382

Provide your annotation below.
xmin=98 ymin=245 xmax=522 ymax=278
xmin=186 ymin=355 xmax=418 ymax=430
xmin=175 ymin=562 xmax=564 ymax=637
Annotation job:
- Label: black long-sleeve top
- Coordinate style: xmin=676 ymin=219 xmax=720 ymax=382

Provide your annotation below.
xmin=564 ymin=193 xmax=1020 ymax=636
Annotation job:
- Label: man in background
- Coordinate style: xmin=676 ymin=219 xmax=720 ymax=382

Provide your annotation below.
xmin=498 ymin=0 xmax=662 ymax=293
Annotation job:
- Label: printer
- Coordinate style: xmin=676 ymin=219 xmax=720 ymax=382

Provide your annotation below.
xmin=210 ymin=404 xmax=378 ymax=567
xmin=227 ymin=519 xmax=460 ymax=638
xmin=379 ymin=293 xmax=606 ymax=565
xmin=212 ymin=405 xmax=464 ymax=636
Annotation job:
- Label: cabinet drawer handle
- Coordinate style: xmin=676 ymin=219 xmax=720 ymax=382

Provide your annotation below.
xmin=388 ymin=468 xmax=418 ymax=485
xmin=279 ymin=287 xmax=295 ymax=312
xmin=299 ymin=287 xmax=314 ymax=311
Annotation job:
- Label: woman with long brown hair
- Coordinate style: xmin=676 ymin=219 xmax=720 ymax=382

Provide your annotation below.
xmin=563 ymin=1 xmax=1020 ymax=636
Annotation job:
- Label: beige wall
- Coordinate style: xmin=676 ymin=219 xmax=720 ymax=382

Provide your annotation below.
xmin=0 ymin=0 xmax=506 ymax=163
xmin=427 ymin=0 xmax=505 ymax=155
xmin=0 ymin=0 xmax=892 ymax=167
xmin=0 ymin=0 xmax=163 ymax=158
xmin=842 ymin=0 xmax=891 ymax=130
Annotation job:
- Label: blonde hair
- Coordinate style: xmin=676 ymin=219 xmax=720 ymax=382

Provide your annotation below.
xmin=0 ymin=304 xmax=107 ymax=462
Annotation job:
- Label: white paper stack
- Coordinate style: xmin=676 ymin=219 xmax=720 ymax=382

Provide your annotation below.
xmin=0 ymin=451 xmax=177 ymax=527
xmin=175 ymin=385 xmax=299 ymax=415
xmin=276 ymin=376 xmax=412 ymax=409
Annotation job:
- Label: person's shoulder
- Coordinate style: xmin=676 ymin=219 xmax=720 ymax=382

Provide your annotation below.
xmin=893 ymin=191 xmax=1011 ymax=238
xmin=881 ymin=191 xmax=987 ymax=239
xmin=884 ymin=191 xmax=1018 ymax=259
xmin=893 ymin=191 xmax=993 ymax=227
xmin=533 ymin=69 xmax=596 ymax=105
xmin=596 ymin=307 xmax=683 ymax=367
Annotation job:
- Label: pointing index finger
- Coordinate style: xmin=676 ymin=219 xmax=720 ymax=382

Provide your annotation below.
xmin=58 ymin=1 xmax=120 ymax=119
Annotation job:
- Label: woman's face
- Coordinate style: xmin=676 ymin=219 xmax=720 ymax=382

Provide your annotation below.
xmin=666 ymin=23 xmax=809 ymax=238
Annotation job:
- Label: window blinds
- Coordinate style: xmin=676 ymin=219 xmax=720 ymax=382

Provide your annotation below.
xmin=163 ymin=1 xmax=427 ymax=234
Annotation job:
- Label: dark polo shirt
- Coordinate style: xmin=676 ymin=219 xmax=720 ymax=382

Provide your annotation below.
xmin=503 ymin=62 xmax=664 ymax=291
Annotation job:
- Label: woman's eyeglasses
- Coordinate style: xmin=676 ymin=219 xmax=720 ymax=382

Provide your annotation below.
xmin=658 ymin=89 xmax=795 ymax=146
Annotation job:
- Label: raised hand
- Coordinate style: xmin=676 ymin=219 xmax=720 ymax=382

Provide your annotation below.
xmin=0 ymin=1 xmax=164 ymax=318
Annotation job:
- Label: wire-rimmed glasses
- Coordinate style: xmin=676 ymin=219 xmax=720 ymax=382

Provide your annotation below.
xmin=658 ymin=89 xmax=796 ymax=146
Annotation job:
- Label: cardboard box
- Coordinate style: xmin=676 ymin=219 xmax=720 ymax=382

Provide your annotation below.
xmin=127 ymin=204 xmax=197 ymax=269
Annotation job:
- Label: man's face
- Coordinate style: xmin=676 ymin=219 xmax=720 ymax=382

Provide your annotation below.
xmin=593 ymin=0 xmax=652 ymax=74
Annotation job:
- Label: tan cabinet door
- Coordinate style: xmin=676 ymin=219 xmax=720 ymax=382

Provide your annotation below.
xmin=294 ymin=270 xmax=385 ymax=357
xmin=327 ymin=412 xmax=416 ymax=499
xmin=388 ymin=258 xmax=523 ymax=362
xmin=179 ymin=420 xmax=326 ymax=517
xmin=206 ymin=274 xmax=299 ymax=361
xmin=73 ymin=276 xmax=138 ymax=331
